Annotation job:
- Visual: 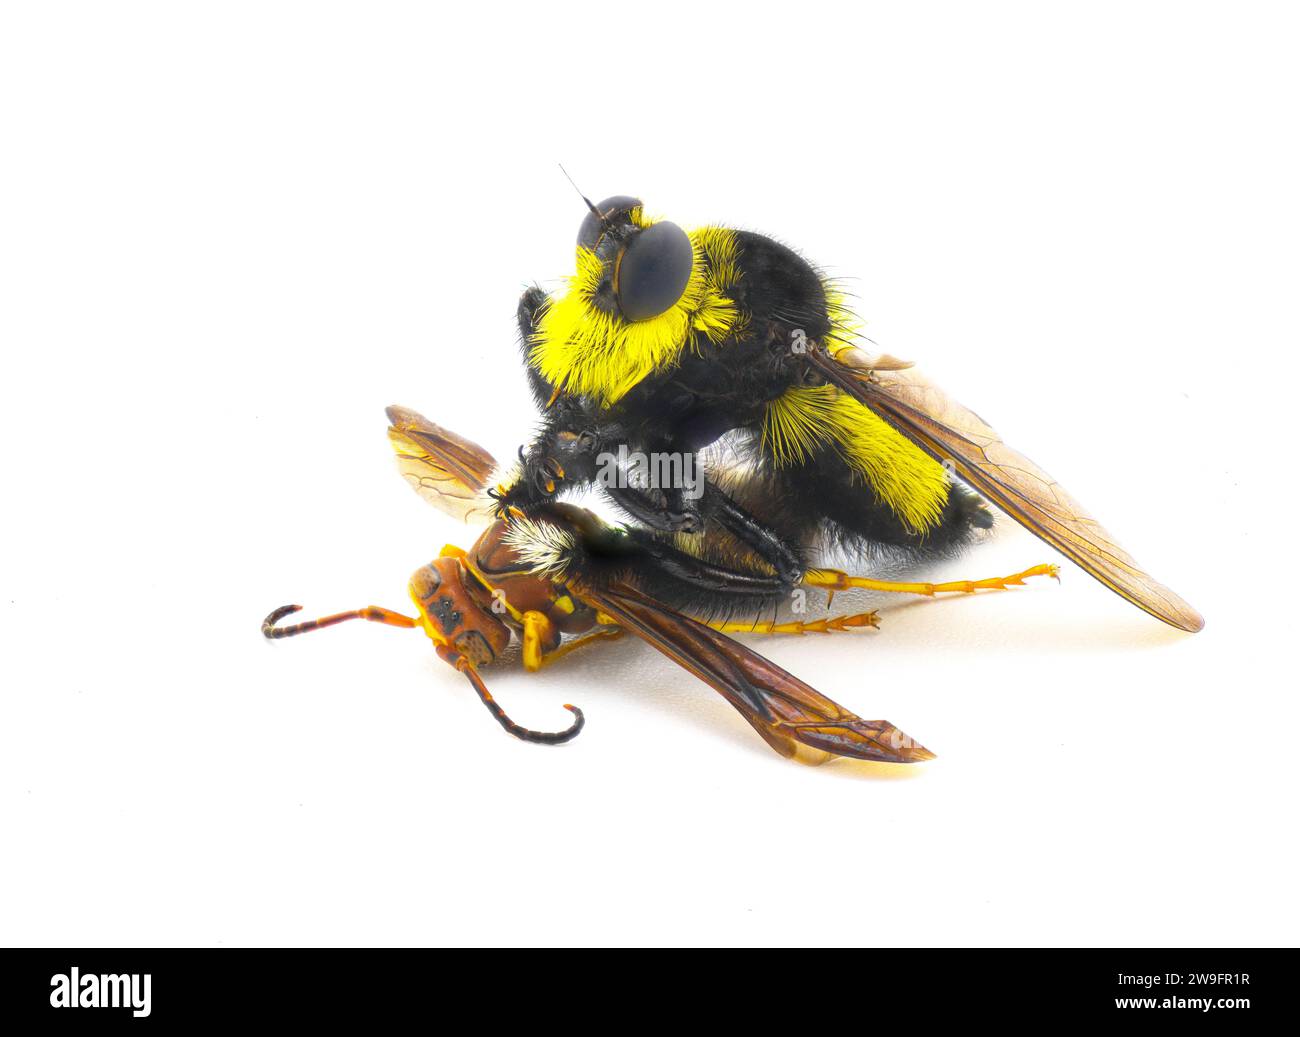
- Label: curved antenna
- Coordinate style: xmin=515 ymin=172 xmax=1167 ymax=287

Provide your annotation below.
xmin=262 ymin=603 xmax=418 ymax=638
xmin=455 ymin=656 xmax=585 ymax=745
xmin=264 ymin=604 xmax=585 ymax=744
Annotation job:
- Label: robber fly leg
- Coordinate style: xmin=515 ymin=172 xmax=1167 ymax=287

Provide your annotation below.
xmin=494 ymin=416 xmax=626 ymax=516
xmin=626 ymin=532 xmax=792 ymax=596
xmin=703 ymin=486 xmax=805 ymax=587
xmin=605 ymin=482 xmax=703 ymax=533
xmin=516 ymin=286 xmax=555 ymax=409
xmin=610 ymin=477 xmax=804 ymax=582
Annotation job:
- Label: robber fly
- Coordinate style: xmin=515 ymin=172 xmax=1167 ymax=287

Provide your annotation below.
xmin=261 ymin=406 xmax=965 ymax=765
xmin=497 ymin=190 xmax=1203 ymax=633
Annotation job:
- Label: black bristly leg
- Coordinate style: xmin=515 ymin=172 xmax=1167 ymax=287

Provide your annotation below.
xmin=606 ymin=477 xmax=805 ymax=590
xmin=516 ymin=285 xmax=555 ymax=409
xmin=495 ymin=409 xmax=632 ymax=513
xmin=501 ymin=286 xmax=635 ymax=511
xmin=631 ymin=533 xmax=791 ymax=599
xmin=704 ymin=486 xmax=805 ymax=587
xmin=605 ymin=482 xmax=704 ymax=534
xmin=572 ymin=522 xmax=794 ymax=626
xmin=605 ymin=482 xmax=678 ymax=531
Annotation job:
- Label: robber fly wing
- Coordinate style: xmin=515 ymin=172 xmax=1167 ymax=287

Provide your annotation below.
xmin=806 ymin=352 xmax=1203 ymax=632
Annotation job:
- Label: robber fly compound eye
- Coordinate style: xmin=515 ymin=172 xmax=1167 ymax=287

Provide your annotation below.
xmin=613 ymin=220 xmax=694 ymax=322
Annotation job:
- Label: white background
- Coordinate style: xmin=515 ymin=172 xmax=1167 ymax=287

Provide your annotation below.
xmin=2 ymin=2 xmax=1296 ymax=947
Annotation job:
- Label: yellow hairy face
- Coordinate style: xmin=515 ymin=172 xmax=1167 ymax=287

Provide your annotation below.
xmin=528 ymin=225 xmax=743 ymax=407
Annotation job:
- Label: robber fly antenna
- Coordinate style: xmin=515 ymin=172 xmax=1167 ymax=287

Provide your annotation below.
xmin=559 ymin=163 xmax=606 ymax=225
xmin=456 ymin=656 xmax=585 ymax=745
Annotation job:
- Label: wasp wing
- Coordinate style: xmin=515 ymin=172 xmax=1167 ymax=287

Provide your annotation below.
xmin=575 ymin=581 xmax=933 ymax=764
xmin=385 ymin=405 xmax=498 ymax=523
xmin=807 ymin=353 xmax=1203 ymax=632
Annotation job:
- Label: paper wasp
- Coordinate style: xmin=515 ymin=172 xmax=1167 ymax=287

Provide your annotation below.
xmin=262 ymin=407 xmax=1059 ymax=764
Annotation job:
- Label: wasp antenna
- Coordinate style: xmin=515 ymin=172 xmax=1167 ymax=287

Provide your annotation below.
xmin=456 ymin=657 xmax=585 ymax=745
xmin=261 ymin=603 xmax=419 ymax=639
xmin=262 ymin=604 xmax=304 ymax=636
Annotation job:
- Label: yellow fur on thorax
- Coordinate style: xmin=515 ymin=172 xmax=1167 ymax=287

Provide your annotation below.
xmin=763 ymin=385 xmax=951 ymax=535
xmin=766 ymin=283 xmax=952 ymax=534
xmin=528 ymin=224 xmax=743 ymax=406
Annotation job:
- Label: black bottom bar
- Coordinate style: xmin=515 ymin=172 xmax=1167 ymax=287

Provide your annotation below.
xmin=0 ymin=947 xmax=1286 ymax=1027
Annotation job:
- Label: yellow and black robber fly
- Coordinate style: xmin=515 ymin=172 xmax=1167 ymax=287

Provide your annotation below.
xmin=262 ymin=408 xmax=1057 ymax=764
xmin=497 ymin=191 xmax=1203 ymax=633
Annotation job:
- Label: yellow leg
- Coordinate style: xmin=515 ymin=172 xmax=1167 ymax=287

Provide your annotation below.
xmin=707 ymin=610 xmax=879 ymax=635
xmin=803 ymin=562 xmax=1058 ymax=603
xmin=538 ymin=627 xmax=625 ymax=666
xmin=521 ymin=610 xmax=625 ymax=673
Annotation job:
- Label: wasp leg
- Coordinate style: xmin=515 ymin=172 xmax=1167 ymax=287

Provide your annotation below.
xmin=803 ymin=562 xmax=1059 ymax=604
xmin=545 ymin=627 xmax=626 ymax=662
xmin=520 ymin=609 xmax=624 ymax=671
xmin=707 ymin=610 xmax=880 ymax=635
xmin=262 ymin=603 xmax=419 ymax=639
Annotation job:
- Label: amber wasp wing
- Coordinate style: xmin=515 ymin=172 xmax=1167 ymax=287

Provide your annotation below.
xmin=806 ymin=350 xmax=1204 ymax=632
xmin=385 ymin=404 xmax=933 ymax=764
xmin=571 ymin=578 xmax=933 ymax=764
xmin=385 ymin=404 xmax=497 ymax=522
